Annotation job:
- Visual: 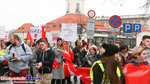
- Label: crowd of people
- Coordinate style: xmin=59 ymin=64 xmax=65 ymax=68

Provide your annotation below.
xmin=1 ymin=34 xmax=150 ymax=84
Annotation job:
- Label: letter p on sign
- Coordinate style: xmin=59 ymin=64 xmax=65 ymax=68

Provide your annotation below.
xmin=123 ymin=23 xmax=132 ymax=33
xmin=133 ymin=24 xmax=141 ymax=32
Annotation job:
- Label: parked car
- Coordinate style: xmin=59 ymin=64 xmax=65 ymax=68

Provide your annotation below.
xmin=0 ymin=56 xmax=10 ymax=80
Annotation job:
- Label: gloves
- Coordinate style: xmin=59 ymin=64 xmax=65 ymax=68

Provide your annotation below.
xmin=63 ymin=58 xmax=66 ymax=62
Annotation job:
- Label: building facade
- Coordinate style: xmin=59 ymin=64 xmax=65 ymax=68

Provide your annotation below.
xmin=95 ymin=14 xmax=150 ymax=48
xmin=96 ymin=14 xmax=150 ymax=30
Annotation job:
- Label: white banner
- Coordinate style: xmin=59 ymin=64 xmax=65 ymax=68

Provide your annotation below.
xmin=61 ymin=23 xmax=77 ymax=42
xmin=0 ymin=26 xmax=5 ymax=38
xmin=2 ymin=31 xmax=9 ymax=41
xmin=47 ymin=31 xmax=60 ymax=43
xmin=29 ymin=27 xmax=42 ymax=40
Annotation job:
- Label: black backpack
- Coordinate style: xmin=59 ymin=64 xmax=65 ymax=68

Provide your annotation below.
xmin=8 ymin=44 xmax=26 ymax=54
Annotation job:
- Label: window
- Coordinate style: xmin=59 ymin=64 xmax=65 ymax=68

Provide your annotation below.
xmin=123 ymin=21 xmax=127 ymax=23
xmin=106 ymin=22 xmax=109 ymax=27
xmin=101 ymin=22 xmax=105 ymax=25
xmin=76 ymin=3 xmax=79 ymax=11
xmin=145 ymin=21 xmax=147 ymax=25
xmin=129 ymin=21 xmax=132 ymax=23
xmin=18 ymin=27 xmax=21 ymax=30
xmin=59 ymin=24 xmax=61 ymax=28
xmin=47 ymin=26 xmax=50 ymax=28
xmin=135 ymin=21 xmax=138 ymax=23
xmin=53 ymin=24 xmax=56 ymax=28
xmin=68 ymin=3 xmax=70 ymax=11
xmin=22 ymin=27 xmax=25 ymax=29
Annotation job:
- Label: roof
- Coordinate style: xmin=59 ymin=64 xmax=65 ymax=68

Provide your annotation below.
xmin=14 ymin=23 xmax=35 ymax=32
xmin=44 ymin=14 xmax=109 ymax=31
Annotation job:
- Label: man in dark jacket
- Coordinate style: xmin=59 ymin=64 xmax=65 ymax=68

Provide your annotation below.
xmin=73 ymin=40 xmax=82 ymax=83
xmin=35 ymin=40 xmax=55 ymax=84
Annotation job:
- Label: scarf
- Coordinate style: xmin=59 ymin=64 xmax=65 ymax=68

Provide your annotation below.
xmin=132 ymin=59 xmax=148 ymax=64
xmin=120 ymin=52 xmax=128 ymax=60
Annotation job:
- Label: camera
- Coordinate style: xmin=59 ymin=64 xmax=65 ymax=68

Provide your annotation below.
xmin=11 ymin=53 xmax=17 ymax=62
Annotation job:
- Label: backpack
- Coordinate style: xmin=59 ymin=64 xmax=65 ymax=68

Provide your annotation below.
xmin=8 ymin=44 xmax=26 ymax=54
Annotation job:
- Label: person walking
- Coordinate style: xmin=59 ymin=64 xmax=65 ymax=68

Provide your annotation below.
xmin=64 ymin=41 xmax=74 ymax=84
xmin=92 ymin=44 xmax=105 ymax=64
xmin=51 ymin=38 xmax=65 ymax=84
xmin=35 ymin=40 xmax=55 ymax=84
xmin=31 ymin=39 xmax=41 ymax=77
xmin=73 ymin=40 xmax=82 ymax=83
xmin=4 ymin=34 xmax=32 ymax=84
xmin=0 ymin=39 xmax=5 ymax=56
xmin=123 ymin=46 xmax=148 ymax=84
xmin=90 ymin=43 xmax=123 ymax=84
xmin=80 ymin=43 xmax=91 ymax=66
xmin=141 ymin=35 xmax=150 ymax=63
xmin=119 ymin=44 xmax=132 ymax=66
xmin=82 ymin=45 xmax=97 ymax=67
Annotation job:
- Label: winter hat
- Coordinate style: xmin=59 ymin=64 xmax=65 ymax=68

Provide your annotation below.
xmin=82 ymin=40 xmax=87 ymax=47
xmin=57 ymin=38 xmax=62 ymax=42
xmin=102 ymin=43 xmax=119 ymax=57
xmin=89 ymin=45 xmax=97 ymax=51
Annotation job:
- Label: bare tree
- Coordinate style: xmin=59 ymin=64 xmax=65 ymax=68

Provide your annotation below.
xmin=142 ymin=0 xmax=150 ymax=13
xmin=103 ymin=0 xmax=150 ymax=13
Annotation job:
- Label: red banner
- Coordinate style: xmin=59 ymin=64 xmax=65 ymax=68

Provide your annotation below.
xmin=124 ymin=63 xmax=150 ymax=84
xmin=76 ymin=67 xmax=91 ymax=84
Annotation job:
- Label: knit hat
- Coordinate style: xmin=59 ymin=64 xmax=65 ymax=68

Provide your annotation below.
xmin=82 ymin=40 xmax=87 ymax=47
xmin=102 ymin=43 xmax=119 ymax=57
xmin=57 ymin=38 xmax=62 ymax=42
xmin=89 ymin=45 xmax=97 ymax=51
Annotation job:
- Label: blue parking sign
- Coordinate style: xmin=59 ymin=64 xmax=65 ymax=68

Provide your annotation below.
xmin=133 ymin=24 xmax=141 ymax=32
xmin=123 ymin=23 xmax=132 ymax=33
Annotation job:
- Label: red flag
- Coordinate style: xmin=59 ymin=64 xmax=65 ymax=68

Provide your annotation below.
xmin=124 ymin=63 xmax=150 ymax=84
xmin=42 ymin=25 xmax=46 ymax=41
xmin=64 ymin=63 xmax=77 ymax=77
xmin=52 ymin=60 xmax=61 ymax=69
xmin=63 ymin=51 xmax=72 ymax=63
xmin=63 ymin=51 xmax=77 ymax=77
xmin=26 ymin=31 xmax=33 ymax=45
xmin=41 ymin=25 xmax=48 ymax=48
xmin=76 ymin=67 xmax=91 ymax=84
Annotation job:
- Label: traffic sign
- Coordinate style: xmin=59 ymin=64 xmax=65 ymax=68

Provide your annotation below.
xmin=109 ymin=15 xmax=122 ymax=28
xmin=133 ymin=24 xmax=141 ymax=32
xmin=123 ymin=23 xmax=132 ymax=33
xmin=87 ymin=18 xmax=95 ymax=23
xmin=87 ymin=10 xmax=96 ymax=18
xmin=110 ymin=28 xmax=120 ymax=32
xmin=86 ymin=30 xmax=94 ymax=39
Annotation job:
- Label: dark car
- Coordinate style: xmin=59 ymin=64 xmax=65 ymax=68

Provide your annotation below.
xmin=0 ymin=56 xmax=10 ymax=79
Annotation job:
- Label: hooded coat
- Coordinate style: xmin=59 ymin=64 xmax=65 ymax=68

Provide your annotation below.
xmin=36 ymin=48 xmax=55 ymax=74
xmin=4 ymin=39 xmax=32 ymax=73
xmin=52 ymin=46 xmax=65 ymax=79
